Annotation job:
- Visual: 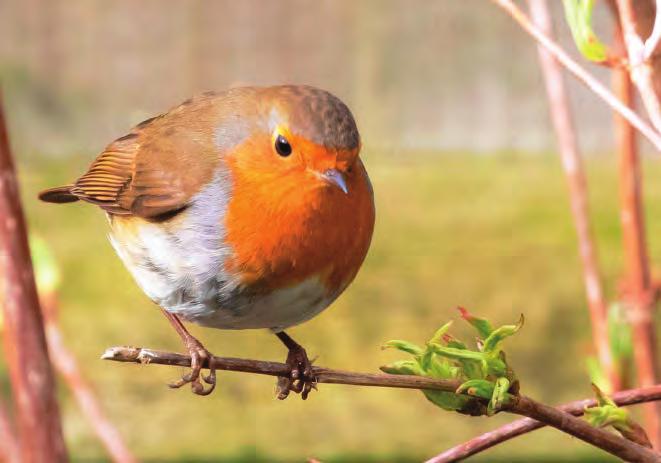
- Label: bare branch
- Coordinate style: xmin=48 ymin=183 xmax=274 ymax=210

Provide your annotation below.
xmin=0 ymin=397 xmax=19 ymax=463
xmin=490 ymin=0 xmax=661 ymax=151
xmin=427 ymin=385 xmax=661 ymax=462
xmin=0 ymin=93 xmax=68 ymax=461
xmin=643 ymin=0 xmax=661 ymax=60
xmin=610 ymin=6 xmax=661 ymax=449
xmin=101 ymin=346 xmax=463 ymax=391
xmin=103 ymin=346 xmax=661 ymax=462
xmin=617 ymin=0 xmax=661 ymax=133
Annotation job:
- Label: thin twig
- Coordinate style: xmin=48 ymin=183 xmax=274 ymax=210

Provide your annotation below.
xmin=103 ymin=346 xmax=661 ymax=462
xmin=427 ymin=385 xmax=661 ymax=462
xmin=101 ymin=346 xmax=463 ymax=391
xmin=0 ymin=93 xmax=68 ymax=461
xmin=528 ymin=0 xmax=617 ymax=390
xmin=490 ymin=0 xmax=661 ymax=151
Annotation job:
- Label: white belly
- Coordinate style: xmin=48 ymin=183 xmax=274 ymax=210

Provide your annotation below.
xmin=108 ymin=212 xmax=336 ymax=332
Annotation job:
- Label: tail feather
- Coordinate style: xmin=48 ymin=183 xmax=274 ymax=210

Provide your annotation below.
xmin=38 ymin=185 xmax=79 ymax=204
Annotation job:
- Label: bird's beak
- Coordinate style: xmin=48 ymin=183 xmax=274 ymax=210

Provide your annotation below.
xmin=322 ymin=169 xmax=348 ymax=194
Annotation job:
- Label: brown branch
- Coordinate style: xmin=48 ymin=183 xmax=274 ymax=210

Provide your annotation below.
xmin=490 ymin=0 xmax=661 ymax=151
xmin=41 ymin=294 xmax=136 ymax=463
xmin=0 ymin=94 xmax=68 ymax=461
xmin=528 ymin=0 xmax=617 ymax=390
xmin=0 ymin=396 xmax=19 ymax=463
xmin=644 ymin=0 xmax=661 ymax=59
xmin=427 ymin=385 xmax=661 ymax=463
xmin=611 ymin=9 xmax=661 ymax=448
xmin=101 ymin=346 xmax=463 ymax=391
xmin=103 ymin=346 xmax=661 ymax=462
xmin=616 ymin=0 xmax=661 ymax=133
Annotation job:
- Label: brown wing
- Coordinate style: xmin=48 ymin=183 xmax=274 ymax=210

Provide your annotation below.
xmin=67 ymin=97 xmax=222 ymax=218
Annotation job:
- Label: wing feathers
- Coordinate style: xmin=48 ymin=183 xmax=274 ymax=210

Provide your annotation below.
xmin=40 ymin=94 xmax=225 ymax=218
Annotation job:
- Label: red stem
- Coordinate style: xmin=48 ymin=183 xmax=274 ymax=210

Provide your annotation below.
xmin=427 ymin=385 xmax=661 ymax=462
xmin=0 ymin=94 xmax=68 ymax=462
xmin=611 ymin=6 xmax=661 ymax=448
xmin=0 ymin=397 xmax=19 ymax=463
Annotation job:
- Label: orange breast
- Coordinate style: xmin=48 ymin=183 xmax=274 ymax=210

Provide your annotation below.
xmin=223 ymin=156 xmax=375 ymax=296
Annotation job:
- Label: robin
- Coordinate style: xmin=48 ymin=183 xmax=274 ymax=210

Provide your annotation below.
xmin=39 ymin=85 xmax=375 ymax=399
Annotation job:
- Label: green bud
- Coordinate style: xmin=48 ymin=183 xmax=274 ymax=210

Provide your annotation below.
xmin=380 ymin=360 xmax=425 ymax=376
xmin=456 ymin=379 xmax=494 ymax=400
xmin=483 ymin=314 xmax=524 ymax=353
xmin=381 ymin=340 xmax=424 ymax=356
xmin=487 ymin=377 xmax=511 ymax=416
xmin=429 ymin=321 xmax=454 ymax=345
xmin=562 ymin=0 xmax=608 ymax=62
xmin=458 ymin=306 xmax=493 ymax=338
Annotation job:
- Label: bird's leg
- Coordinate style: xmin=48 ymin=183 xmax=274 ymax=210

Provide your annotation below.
xmin=274 ymin=331 xmax=317 ymax=400
xmin=161 ymin=309 xmax=216 ymax=396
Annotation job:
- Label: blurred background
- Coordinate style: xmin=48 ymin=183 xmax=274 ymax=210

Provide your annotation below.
xmin=1 ymin=1 xmax=660 ymax=461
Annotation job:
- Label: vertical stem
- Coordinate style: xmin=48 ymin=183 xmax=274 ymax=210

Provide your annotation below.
xmin=612 ymin=17 xmax=661 ymax=448
xmin=528 ymin=0 xmax=618 ymax=390
xmin=616 ymin=0 xmax=661 ymax=133
xmin=0 ymin=397 xmax=19 ymax=463
xmin=0 ymin=95 xmax=68 ymax=461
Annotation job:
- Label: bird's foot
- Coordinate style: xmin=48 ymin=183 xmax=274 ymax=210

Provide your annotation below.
xmin=276 ymin=344 xmax=317 ymax=400
xmin=168 ymin=337 xmax=217 ymax=396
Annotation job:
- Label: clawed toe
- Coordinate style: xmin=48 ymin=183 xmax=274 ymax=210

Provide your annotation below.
xmin=169 ymin=344 xmax=217 ymax=396
xmin=276 ymin=343 xmax=317 ymax=400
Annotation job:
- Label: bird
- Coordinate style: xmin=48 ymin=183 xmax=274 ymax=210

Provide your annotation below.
xmin=38 ymin=85 xmax=375 ymax=399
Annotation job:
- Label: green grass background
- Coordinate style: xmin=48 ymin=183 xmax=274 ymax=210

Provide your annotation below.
xmin=5 ymin=149 xmax=661 ymax=461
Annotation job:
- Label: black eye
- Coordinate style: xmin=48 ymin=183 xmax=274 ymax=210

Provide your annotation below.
xmin=275 ymin=134 xmax=292 ymax=157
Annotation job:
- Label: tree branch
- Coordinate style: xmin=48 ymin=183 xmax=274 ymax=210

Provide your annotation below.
xmin=616 ymin=0 xmax=661 ymax=133
xmin=103 ymin=346 xmax=661 ymax=462
xmin=490 ymin=0 xmax=661 ymax=151
xmin=0 ymin=92 xmax=68 ymax=462
xmin=610 ymin=3 xmax=661 ymax=448
xmin=0 ymin=396 xmax=19 ymax=463
xmin=643 ymin=0 xmax=661 ymax=60
xmin=428 ymin=385 xmax=661 ymax=463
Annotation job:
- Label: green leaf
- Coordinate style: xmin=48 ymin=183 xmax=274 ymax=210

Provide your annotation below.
xmin=483 ymin=314 xmax=524 ymax=353
xmin=585 ymin=356 xmax=609 ymax=393
xmin=442 ymin=333 xmax=467 ymax=350
xmin=427 ymin=356 xmax=460 ymax=380
xmin=608 ymin=304 xmax=633 ymax=360
xmin=456 ymin=379 xmax=494 ymax=400
xmin=457 ymin=306 xmax=493 ymax=338
xmin=429 ymin=344 xmax=485 ymax=362
xmin=422 ymin=390 xmax=472 ymax=412
xmin=429 ymin=321 xmax=454 ymax=345
xmin=30 ymin=235 xmax=61 ymax=294
xmin=562 ymin=0 xmax=608 ymax=62
xmin=482 ymin=355 xmax=508 ymax=378
xmin=381 ymin=340 xmax=424 ymax=356
xmin=487 ymin=377 xmax=511 ymax=416
xmin=380 ymin=360 xmax=425 ymax=376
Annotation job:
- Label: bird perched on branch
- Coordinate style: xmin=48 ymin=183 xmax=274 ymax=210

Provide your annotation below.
xmin=39 ymin=85 xmax=375 ymax=399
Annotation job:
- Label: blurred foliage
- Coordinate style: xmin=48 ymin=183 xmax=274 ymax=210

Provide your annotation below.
xmin=2 ymin=150 xmax=658 ymax=461
xmin=562 ymin=0 xmax=609 ymax=62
